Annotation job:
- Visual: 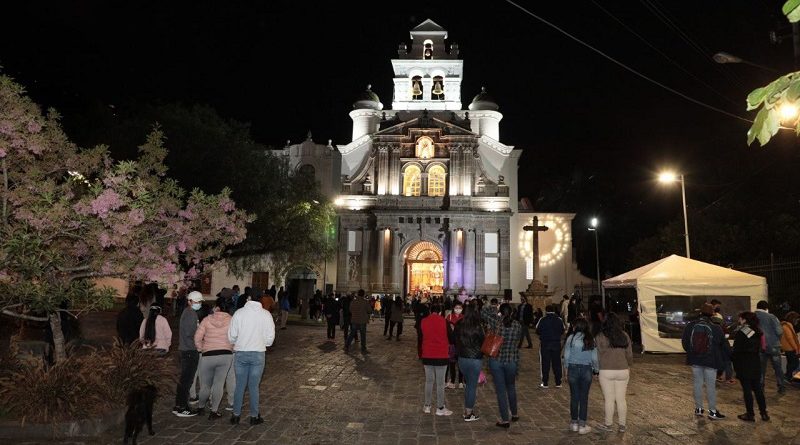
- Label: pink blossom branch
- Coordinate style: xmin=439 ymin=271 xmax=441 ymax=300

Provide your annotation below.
xmin=2 ymin=158 xmax=7 ymax=224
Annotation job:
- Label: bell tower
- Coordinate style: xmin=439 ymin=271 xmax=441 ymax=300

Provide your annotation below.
xmin=392 ymin=19 xmax=463 ymax=111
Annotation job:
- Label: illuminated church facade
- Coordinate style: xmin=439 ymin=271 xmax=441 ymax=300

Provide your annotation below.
xmin=323 ymin=19 xmax=584 ymax=299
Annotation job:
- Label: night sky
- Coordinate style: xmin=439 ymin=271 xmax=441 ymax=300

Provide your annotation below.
xmin=2 ymin=0 xmax=798 ymax=277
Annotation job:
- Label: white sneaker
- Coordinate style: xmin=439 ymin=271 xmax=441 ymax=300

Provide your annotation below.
xmin=570 ymin=422 xmax=579 ymax=432
xmin=423 ymin=405 xmax=431 ymax=414
xmin=578 ymin=425 xmax=592 ymax=435
xmin=539 ymin=383 xmax=549 ymax=389
xmin=436 ymin=407 xmax=453 ymax=416
xmin=445 ymin=382 xmax=456 ymax=389
xmin=458 ymin=383 xmax=465 ymax=389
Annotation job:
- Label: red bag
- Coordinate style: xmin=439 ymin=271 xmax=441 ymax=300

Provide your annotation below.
xmin=481 ymin=330 xmax=503 ymax=358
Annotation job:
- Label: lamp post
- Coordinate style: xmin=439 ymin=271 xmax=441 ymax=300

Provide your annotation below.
xmin=588 ymin=217 xmax=604 ymax=308
xmin=658 ymin=172 xmax=691 ymax=259
xmin=712 ymin=52 xmax=780 ymax=73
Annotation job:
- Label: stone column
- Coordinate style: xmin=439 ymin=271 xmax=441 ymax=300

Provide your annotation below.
xmin=376 ymin=228 xmax=385 ymax=290
xmin=475 ymin=229 xmax=485 ymax=292
xmin=377 ymin=145 xmax=389 ymax=195
xmin=389 ymin=146 xmax=400 ymax=195
xmin=499 ymin=225 xmax=511 ymax=291
xmin=391 ymin=230 xmax=402 ymax=293
xmin=464 ymin=228 xmax=476 ymax=293
xmin=448 ymin=228 xmax=461 ymax=290
xmin=448 ymin=146 xmax=459 ymax=196
xmin=421 ymin=172 xmax=428 ymax=197
xmin=462 ymin=145 xmax=473 ymax=196
xmin=360 ymin=228 xmax=370 ymax=288
xmin=422 ymin=78 xmax=433 ymax=101
xmin=337 ymin=225 xmax=348 ymax=287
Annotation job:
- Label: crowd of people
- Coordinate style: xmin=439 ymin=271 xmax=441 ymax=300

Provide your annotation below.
xmin=116 ymin=282 xmax=800 ymax=434
xmin=117 ymin=283 xmax=283 ymax=425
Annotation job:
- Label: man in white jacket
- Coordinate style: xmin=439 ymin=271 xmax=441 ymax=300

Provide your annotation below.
xmin=228 ymin=294 xmax=275 ymax=426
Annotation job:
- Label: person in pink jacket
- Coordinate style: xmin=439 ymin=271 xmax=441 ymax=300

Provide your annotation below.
xmin=139 ymin=305 xmax=171 ymax=354
xmin=194 ymin=298 xmax=234 ymax=419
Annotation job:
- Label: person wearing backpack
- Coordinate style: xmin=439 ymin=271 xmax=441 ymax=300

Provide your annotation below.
xmin=681 ymin=303 xmax=726 ymax=420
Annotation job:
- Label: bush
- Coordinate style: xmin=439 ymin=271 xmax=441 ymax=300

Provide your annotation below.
xmin=0 ymin=352 xmax=106 ymax=423
xmin=0 ymin=339 xmax=173 ymax=423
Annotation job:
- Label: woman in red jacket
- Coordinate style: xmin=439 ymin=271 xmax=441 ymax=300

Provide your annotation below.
xmin=419 ymin=303 xmax=453 ymax=416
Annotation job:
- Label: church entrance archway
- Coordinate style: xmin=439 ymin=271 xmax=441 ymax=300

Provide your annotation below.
xmin=404 ymin=241 xmax=444 ymax=297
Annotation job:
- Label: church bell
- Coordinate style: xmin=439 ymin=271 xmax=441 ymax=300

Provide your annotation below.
xmin=411 ymin=81 xmax=422 ymax=97
xmin=432 ymin=81 xmax=444 ymax=96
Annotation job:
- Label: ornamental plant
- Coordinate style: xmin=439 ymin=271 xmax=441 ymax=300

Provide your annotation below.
xmin=0 ymin=75 xmax=251 ymax=362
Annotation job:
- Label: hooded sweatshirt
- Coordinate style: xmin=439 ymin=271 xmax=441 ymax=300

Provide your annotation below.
xmin=195 ymin=310 xmax=234 ymax=355
xmin=228 ymin=300 xmax=275 ymax=352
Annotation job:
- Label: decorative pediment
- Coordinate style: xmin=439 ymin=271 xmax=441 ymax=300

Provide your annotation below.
xmin=375 ymin=115 xmax=475 ymax=137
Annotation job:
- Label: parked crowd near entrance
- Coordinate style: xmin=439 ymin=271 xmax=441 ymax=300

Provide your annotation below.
xmin=117 ymin=283 xmax=800 ymax=435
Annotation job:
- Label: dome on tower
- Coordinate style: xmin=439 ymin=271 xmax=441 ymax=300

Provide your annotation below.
xmin=353 ymin=84 xmax=383 ymax=110
xmin=468 ymin=87 xmax=499 ymax=111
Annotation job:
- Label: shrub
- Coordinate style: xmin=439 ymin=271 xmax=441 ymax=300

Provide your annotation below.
xmin=0 ymin=352 xmax=106 ymax=423
xmin=0 ymin=339 xmax=174 ymax=423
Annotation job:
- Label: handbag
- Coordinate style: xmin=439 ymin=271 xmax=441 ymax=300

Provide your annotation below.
xmin=481 ymin=329 xmax=504 ymax=358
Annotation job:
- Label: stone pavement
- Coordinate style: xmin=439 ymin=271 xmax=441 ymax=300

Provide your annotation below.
xmin=27 ymin=320 xmax=800 ymax=445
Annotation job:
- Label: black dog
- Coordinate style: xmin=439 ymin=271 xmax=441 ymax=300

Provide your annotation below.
xmin=123 ymin=384 xmax=157 ymax=445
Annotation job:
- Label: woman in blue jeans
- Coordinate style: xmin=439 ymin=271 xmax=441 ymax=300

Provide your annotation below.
xmin=455 ymin=304 xmax=485 ymax=422
xmin=563 ymin=318 xmax=599 ymax=434
xmin=487 ymin=303 xmax=522 ymax=428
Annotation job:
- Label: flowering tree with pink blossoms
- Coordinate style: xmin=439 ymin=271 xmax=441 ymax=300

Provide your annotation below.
xmin=0 ymin=75 xmax=250 ymax=362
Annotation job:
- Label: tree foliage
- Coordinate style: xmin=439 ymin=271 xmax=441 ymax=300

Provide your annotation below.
xmin=746 ymin=1 xmax=800 ymax=146
xmin=81 ymin=103 xmax=336 ymax=280
xmin=0 ymin=76 xmax=250 ymax=361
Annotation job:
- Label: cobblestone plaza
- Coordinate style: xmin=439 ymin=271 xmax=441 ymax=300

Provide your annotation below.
xmin=28 ymin=318 xmax=799 ymax=445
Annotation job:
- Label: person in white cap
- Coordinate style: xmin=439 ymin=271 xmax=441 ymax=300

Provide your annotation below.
xmin=172 ymin=290 xmax=203 ymax=417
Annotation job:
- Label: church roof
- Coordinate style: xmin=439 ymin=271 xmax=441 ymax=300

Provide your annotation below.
xmin=410 ymin=19 xmax=447 ymax=37
xmin=353 ymin=84 xmax=383 ymax=110
xmin=375 ymin=111 xmax=474 ymax=136
xmin=469 ymin=87 xmax=499 ymax=111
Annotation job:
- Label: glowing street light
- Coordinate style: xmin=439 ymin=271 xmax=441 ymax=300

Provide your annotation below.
xmin=587 ymin=217 xmax=604 ymax=306
xmin=779 ymin=102 xmax=799 ymax=121
xmin=658 ymin=171 xmax=691 ymax=259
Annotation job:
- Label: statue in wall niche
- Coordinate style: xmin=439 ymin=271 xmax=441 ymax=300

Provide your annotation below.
xmin=348 ymin=255 xmax=360 ymax=282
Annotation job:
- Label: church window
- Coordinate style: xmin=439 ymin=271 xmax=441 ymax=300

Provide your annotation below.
xmin=411 ymin=75 xmax=423 ymax=100
xmin=432 ymin=76 xmax=445 ymax=100
xmin=415 ymin=136 xmax=434 ymax=159
xmin=403 ymin=165 xmax=422 ymax=197
xmin=427 ymin=165 xmax=446 ymax=197
xmin=423 ymin=40 xmax=433 ymax=59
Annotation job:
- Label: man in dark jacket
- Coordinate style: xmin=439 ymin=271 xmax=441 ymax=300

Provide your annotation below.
xmin=755 ymin=300 xmax=785 ymax=393
xmin=682 ymin=303 xmax=726 ymax=420
xmin=173 ymin=291 xmax=203 ymax=417
xmin=536 ymin=304 xmax=565 ymax=388
xmin=516 ymin=295 xmax=534 ymax=349
xmin=345 ymin=289 xmax=372 ymax=354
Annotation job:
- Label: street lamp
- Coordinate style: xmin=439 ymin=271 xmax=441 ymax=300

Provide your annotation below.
xmin=658 ymin=171 xmax=691 ymax=259
xmin=712 ymin=52 xmax=780 ymax=73
xmin=588 ymin=217 xmax=604 ymax=308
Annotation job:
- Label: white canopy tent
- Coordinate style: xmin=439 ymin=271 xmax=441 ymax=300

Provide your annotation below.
xmin=602 ymin=255 xmax=767 ymax=353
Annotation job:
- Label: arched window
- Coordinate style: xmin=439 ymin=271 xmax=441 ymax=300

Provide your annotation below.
xmin=427 ymin=165 xmax=446 ymax=197
xmin=415 ymin=136 xmax=434 ymax=159
xmin=432 ymin=76 xmax=445 ymax=100
xmin=403 ymin=165 xmax=422 ymax=197
xmin=423 ymin=39 xmax=433 ymax=60
xmin=411 ymin=75 xmax=423 ymax=100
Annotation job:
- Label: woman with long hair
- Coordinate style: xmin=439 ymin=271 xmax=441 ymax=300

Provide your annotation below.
xmin=418 ymin=303 xmax=453 ymax=416
xmin=455 ymin=304 xmax=484 ymax=422
xmin=564 ymin=317 xmax=598 ymax=434
xmin=594 ymin=312 xmax=633 ymax=433
xmin=487 ymin=303 xmax=522 ymax=428
xmin=732 ymin=311 xmax=769 ymax=421
xmin=139 ymin=305 xmax=171 ymax=355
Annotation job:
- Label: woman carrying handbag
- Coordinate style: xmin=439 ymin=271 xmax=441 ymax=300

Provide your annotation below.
xmin=486 ymin=303 xmax=522 ymax=428
xmin=455 ymin=304 xmax=485 ymax=422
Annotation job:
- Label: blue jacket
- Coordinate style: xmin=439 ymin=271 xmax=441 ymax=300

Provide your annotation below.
xmin=536 ymin=313 xmax=564 ymax=343
xmin=755 ymin=309 xmax=783 ymax=349
xmin=563 ymin=333 xmax=599 ymax=370
xmin=280 ymin=295 xmax=291 ymax=311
